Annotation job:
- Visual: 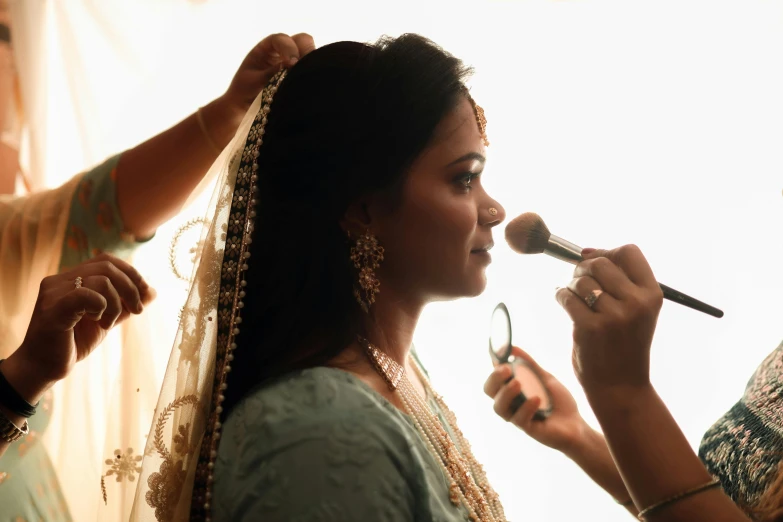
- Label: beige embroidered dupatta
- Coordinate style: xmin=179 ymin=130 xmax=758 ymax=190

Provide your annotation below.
xmin=0 ymin=174 xmax=81 ymax=357
xmin=121 ymin=74 xmax=284 ymax=522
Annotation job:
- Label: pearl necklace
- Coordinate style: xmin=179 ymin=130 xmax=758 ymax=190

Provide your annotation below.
xmin=361 ymin=339 xmax=507 ymax=522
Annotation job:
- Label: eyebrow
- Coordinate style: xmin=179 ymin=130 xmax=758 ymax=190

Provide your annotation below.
xmin=446 ymin=152 xmax=486 ymax=167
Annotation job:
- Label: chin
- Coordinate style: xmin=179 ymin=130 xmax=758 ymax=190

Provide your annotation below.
xmin=462 ymin=272 xmax=488 ymax=298
xmin=430 ymin=277 xmax=487 ymax=302
xmin=427 ymin=267 xmax=488 ymax=301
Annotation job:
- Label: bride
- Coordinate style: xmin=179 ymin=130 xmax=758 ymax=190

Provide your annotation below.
xmin=127 ymin=27 xmax=764 ymax=522
xmin=129 ymin=33 xmax=508 ymax=522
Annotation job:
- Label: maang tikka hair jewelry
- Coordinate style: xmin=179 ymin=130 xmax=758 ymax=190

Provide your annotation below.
xmin=350 ymin=231 xmax=384 ymax=311
xmin=466 ymin=92 xmax=489 ymax=147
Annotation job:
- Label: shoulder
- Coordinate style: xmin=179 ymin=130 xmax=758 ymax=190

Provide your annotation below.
xmin=221 ymin=367 xmax=416 ymax=456
xmin=698 ymin=341 xmax=783 ymax=508
xmin=213 ymin=368 xmax=427 ymax=521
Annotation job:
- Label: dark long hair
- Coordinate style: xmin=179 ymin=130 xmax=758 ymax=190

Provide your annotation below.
xmin=221 ymin=34 xmax=473 ymax=416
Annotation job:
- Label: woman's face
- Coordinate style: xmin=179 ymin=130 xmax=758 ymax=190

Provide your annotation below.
xmin=374 ymin=96 xmax=506 ymax=303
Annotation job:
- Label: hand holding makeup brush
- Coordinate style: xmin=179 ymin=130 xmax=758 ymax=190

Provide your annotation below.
xmin=505 ymin=212 xmax=723 ymax=318
xmin=554 ymin=246 xmax=751 ymax=521
xmin=555 ymin=244 xmax=663 ymax=396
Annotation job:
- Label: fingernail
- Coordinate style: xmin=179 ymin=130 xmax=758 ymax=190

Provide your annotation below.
xmin=288 ymin=56 xmax=299 ymax=64
xmin=582 ymin=248 xmax=596 ymax=256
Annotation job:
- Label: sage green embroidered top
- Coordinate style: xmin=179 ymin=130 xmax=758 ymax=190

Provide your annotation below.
xmin=213 ymin=365 xmax=477 ymax=522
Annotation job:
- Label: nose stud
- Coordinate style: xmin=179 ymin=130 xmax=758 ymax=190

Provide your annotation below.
xmin=488 ymin=207 xmax=498 ymax=216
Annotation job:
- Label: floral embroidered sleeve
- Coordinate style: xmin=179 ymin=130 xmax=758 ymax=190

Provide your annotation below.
xmin=59 ymin=154 xmax=153 ymax=271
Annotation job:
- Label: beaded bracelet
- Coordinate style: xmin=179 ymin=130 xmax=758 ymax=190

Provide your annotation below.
xmin=0 ymin=359 xmax=37 ymax=418
xmin=637 ymin=479 xmax=721 ymax=520
xmin=0 ymin=408 xmax=29 ymax=443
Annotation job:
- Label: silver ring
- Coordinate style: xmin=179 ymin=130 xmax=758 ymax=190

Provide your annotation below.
xmin=584 ymin=289 xmax=603 ymax=308
xmin=74 ymin=276 xmax=83 ymax=289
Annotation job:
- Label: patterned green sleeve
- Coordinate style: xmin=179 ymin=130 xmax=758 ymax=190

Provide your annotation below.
xmin=59 ymin=154 xmax=154 ymax=271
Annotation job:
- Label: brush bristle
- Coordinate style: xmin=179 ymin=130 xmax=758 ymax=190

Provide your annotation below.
xmin=505 ymin=212 xmax=551 ymax=254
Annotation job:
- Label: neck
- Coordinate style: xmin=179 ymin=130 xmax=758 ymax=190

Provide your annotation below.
xmin=327 ymin=286 xmax=427 ymax=399
xmin=362 ymin=287 xmax=424 ymax=366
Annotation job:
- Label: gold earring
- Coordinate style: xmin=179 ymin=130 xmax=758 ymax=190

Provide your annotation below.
xmin=350 ymin=231 xmax=384 ymax=311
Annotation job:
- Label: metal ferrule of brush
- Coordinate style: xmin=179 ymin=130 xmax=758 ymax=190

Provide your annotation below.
xmin=544 ymin=235 xmax=584 ymax=264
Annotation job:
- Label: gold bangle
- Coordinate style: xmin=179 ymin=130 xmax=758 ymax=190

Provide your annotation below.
xmin=637 ymin=479 xmax=721 ymax=520
xmin=196 ymin=106 xmax=221 ymax=154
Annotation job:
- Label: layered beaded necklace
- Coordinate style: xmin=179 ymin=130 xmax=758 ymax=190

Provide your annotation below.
xmin=360 ymin=338 xmax=507 ymax=522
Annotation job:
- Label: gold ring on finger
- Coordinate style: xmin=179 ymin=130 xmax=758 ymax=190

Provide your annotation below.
xmin=584 ymin=289 xmax=603 ymax=309
xmin=74 ymin=276 xmax=83 ymax=289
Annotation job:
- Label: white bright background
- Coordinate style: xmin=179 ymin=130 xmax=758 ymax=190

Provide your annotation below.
xmin=34 ymin=1 xmax=783 ymax=521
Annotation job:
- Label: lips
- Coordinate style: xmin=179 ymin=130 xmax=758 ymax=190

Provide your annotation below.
xmin=470 ymin=242 xmax=494 ymax=253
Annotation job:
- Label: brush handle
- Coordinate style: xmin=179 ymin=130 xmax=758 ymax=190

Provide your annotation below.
xmin=659 ymin=283 xmax=723 ymax=318
xmin=543 ymin=240 xmax=724 ymax=319
xmin=546 ymin=235 xmax=584 ymax=264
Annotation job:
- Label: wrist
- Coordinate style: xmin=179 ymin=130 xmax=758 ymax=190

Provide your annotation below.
xmin=2 ymin=348 xmax=55 ymax=405
xmin=195 ymin=96 xmax=246 ymax=154
xmin=562 ymin=422 xmax=602 ymax=462
xmin=211 ymin=94 xmax=246 ymax=138
xmin=585 ymin=383 xmax=657 ymax=422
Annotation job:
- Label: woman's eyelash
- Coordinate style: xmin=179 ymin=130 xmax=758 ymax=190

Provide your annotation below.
xmin=456 ymin=173 xmax=480 ymax=190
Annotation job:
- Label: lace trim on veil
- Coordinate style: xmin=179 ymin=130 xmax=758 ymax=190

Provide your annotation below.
xmin=128 ymin=71 xmax=287 ymax=522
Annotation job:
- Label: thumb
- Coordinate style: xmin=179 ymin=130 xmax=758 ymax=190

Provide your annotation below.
xmin=256 ymin=34 xmax=301 ymax=70
xmin=51 ymin=288 xmax=107 ymax=330
xmin=510 ymin=346 xmax=552 ymax=379
xmin=140 ymin=285 xmax=157 ymax=307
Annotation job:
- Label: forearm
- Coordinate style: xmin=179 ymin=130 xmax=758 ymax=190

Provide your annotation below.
xmin=566 ymin=427 xmax=638 ymax=516
xmin=0 ymin=351 xmax=51 ymax=458
xmin=588 ymin=385 xmax=749 ymax=522
xmin=116 ymin=95 xmax=243 ymax=239
xmin=0 ymin=32 xmax=16 ymax=195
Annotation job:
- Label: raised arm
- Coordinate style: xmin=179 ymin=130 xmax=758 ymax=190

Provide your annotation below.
xmin=556 ymin=245 xmax=750 ymax=522
xmin=116 ymin=33 xmax=315 ymax=239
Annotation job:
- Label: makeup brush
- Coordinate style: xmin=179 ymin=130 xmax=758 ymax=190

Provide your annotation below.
xmin=505 ymin=212 xmax=724 ymax=319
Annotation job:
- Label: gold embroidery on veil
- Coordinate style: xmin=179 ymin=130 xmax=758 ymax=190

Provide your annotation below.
xmin=105 ymin=448 xmax=143 ymax=482
xmin=125 ymin=72 xmax=284 ymax=522
xmin=145 ymin=394 xmax=199 ymax=521
xmin=189 ymin=70 xmax=288 ymax=522
xmin=169 ymin=218 xmax=210 ymax=283
xmin=99 ymin=447 xmax=143 ymax=506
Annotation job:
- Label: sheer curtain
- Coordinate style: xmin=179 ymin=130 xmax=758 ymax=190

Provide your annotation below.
xmin=9 ymin=1 xmax=783 ymax=521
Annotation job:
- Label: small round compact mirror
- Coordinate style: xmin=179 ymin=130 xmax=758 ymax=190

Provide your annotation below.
xmin=488 ymin=302 xmax=553 ymax=421
xmin=489 ymin=303 xmax=513 ymax=363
